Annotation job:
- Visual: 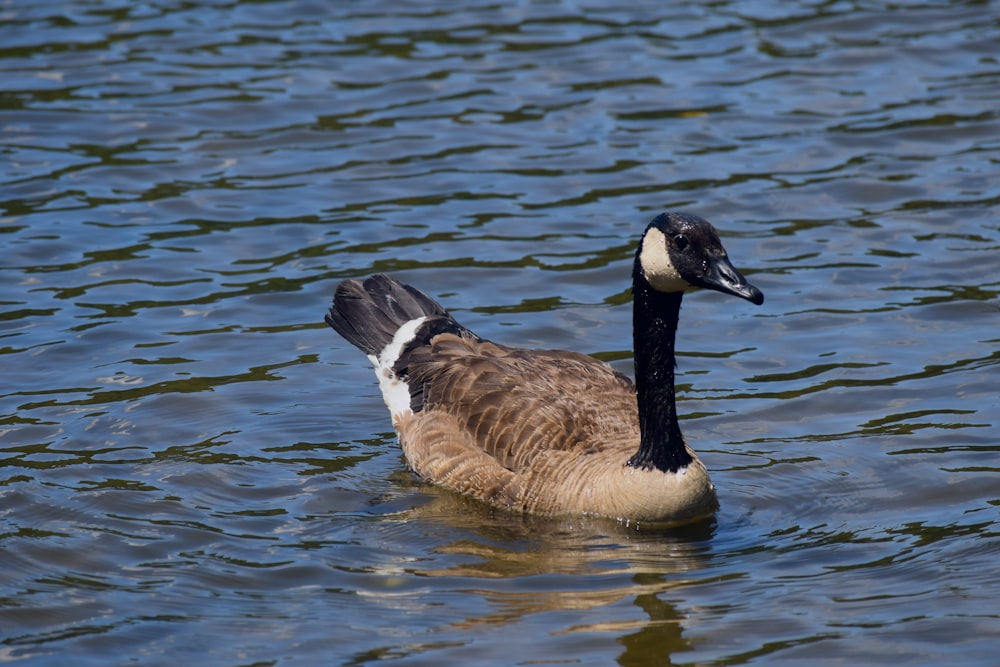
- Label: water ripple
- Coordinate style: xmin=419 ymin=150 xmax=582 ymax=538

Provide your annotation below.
xmin=2 ymin=0 xmax=999 ymax=664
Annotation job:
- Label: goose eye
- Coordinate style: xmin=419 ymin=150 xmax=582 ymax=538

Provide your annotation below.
xmin=673 ymin=234 xmax=689 ymax=250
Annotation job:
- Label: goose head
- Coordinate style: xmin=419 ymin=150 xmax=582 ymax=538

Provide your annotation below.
xmin=636 ymin=212 xmax=764 ymax=305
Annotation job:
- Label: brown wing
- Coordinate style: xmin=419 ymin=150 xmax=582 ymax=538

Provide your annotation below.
xmin=405 ymin=333 xmax=639 ymax=472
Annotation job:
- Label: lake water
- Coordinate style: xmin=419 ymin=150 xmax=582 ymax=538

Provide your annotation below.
xmin=2 ymin=1 xmax=999 ymax=665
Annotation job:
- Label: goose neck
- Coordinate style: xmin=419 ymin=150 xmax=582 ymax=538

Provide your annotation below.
xmin=627 ymin=277 xmax=692 ymax=473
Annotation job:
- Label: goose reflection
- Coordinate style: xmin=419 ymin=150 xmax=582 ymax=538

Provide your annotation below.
xmin=368 ymin=484 xmax=717 ymax=665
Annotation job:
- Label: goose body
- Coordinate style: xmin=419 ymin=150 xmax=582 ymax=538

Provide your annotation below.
xmin=326 ymin=212 xmax=763 ymax=526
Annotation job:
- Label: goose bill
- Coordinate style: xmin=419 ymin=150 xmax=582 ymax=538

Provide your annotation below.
xmin=697 ymin=255 xmax=764 ymax=305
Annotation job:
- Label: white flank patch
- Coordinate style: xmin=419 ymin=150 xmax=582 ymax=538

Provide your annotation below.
xmin=639 ymin=227 xmax=693 ymax=293
xmin=371 ymin=316 xmax=427 ymax=421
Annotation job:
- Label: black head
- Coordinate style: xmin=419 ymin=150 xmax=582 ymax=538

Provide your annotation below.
xmin=636 ymin=212 xmax=764 ymax=305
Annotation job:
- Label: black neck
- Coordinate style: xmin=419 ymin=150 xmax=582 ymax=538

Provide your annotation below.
xmin=626 ymin=273 xmax=693 ymax=473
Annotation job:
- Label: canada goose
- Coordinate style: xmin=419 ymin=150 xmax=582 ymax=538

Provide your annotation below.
xmin=326 ymin=212 xmax=764 ymax=526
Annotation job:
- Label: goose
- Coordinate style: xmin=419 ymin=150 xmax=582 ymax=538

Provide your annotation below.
xmin=326 ymin=212 xmax=764 ymax=526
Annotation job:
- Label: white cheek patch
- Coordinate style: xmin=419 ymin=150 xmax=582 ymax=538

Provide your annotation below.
xmin=639 ymin=227 xmax=693 ymax=293
xmin=371 ymin=316 xmax=428 ymax=420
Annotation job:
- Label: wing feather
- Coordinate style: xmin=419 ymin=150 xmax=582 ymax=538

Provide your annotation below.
xmin=405 ymin=333 xmax=639 ymax=472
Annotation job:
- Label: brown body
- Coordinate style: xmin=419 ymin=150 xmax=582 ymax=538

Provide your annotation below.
xmin=395 ymin=334 xmax=717 ymax=525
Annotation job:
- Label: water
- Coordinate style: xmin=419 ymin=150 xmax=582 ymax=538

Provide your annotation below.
xmin=2 ymin=1 xmax=999 ymax=664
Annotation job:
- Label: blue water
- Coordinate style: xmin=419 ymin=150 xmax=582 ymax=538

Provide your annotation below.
xmin=2 ymin=1 xmax=999 ymax=665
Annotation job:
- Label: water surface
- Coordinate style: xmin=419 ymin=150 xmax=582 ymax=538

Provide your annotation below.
xmin=2 ymin=1 xmax=999 ymax=665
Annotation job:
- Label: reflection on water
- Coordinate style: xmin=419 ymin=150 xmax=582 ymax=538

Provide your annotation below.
xmin=2 ymin=0 xmax=999 ymax=664
xmin=349 ymin=490 xmax=719 ymax=664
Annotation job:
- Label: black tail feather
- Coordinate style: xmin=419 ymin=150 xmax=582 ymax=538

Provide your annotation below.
xmin=325 ymin=274 xmax=452 ymax=358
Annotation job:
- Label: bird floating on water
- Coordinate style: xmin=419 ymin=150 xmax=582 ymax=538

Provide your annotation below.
xmin=326 ymin=212 xmax=764 ymax=527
